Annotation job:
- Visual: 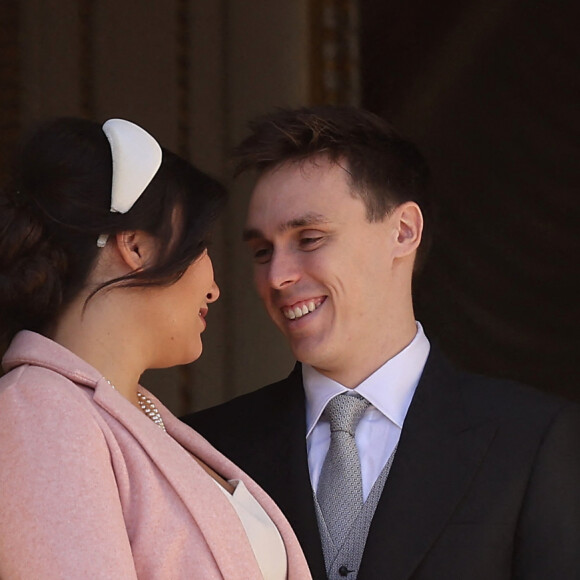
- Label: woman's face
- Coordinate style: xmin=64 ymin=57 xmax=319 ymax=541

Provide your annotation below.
xmin=146 ymin=249 xmax=220 ymax=368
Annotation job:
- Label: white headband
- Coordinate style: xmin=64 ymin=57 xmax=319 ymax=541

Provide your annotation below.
xmin=102 ymin=118 xmax=162 ymax=213
xmin=97 ymin=119 xmax=162 ymax=247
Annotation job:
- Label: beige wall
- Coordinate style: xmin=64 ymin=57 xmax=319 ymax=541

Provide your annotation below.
xmin=18 ymin=0 xmax=311 ymax=412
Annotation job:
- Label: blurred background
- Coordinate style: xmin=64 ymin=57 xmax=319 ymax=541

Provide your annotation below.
xmin=1 ymin=0 xmax=578 ymax=413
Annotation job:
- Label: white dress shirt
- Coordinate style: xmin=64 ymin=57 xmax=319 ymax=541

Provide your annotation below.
xmin=304 ymin=322 xmax=430 ymax=501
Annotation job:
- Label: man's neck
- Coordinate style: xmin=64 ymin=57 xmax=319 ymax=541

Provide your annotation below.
xmin=313 ymin=319 xmax=419 ymax=388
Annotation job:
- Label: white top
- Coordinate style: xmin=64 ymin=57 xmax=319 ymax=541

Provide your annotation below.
xmin=215 ymin=479 xmax=288 ymax=580
xmin=304 ymin=322 xmax=430 ymax=500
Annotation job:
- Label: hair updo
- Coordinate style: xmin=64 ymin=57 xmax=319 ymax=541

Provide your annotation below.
xmin=0 ymin=117 xmax=226 ymax=345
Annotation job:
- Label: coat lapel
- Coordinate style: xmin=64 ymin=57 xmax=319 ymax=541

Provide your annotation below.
xmin=186 ymin=364 xmax=326 ymax=578
xmin=358 ymin=349 xmax=498 ymax=580
xmin=239 ymin=366 xmax=328 ymax=579
xmin=168 ymin=411 xmax=313 ymax=580
xmin=93 ymin=379 xmax=266 ymax=580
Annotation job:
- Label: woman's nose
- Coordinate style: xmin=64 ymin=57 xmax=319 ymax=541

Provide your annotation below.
xmin=206 ymin=280 xmax=220 ymax=303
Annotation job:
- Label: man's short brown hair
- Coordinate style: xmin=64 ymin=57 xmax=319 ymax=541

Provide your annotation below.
xmin=235 ymin=105 xmax=433 ymax=270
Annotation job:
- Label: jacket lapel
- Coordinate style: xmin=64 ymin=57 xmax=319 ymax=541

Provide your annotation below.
xmin=186 ymin=364 xmax=326 ymax=578
xmin=240 ymin=366 xmax=328 ymax=579
xmin=93 ymin=379 xmax=266 ymax=579
xmin=167 ymin=412 xmax=313 ymax=580
xmin=358 ymin=349 xmax=498 ymax=580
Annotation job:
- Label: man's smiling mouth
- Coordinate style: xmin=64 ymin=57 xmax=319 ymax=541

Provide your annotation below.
xmin=282 ymin=298 xmax=325 ymax=320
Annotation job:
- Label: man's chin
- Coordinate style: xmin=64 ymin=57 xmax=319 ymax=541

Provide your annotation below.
xmin=289 ymin=341 xmax=325 ymax=368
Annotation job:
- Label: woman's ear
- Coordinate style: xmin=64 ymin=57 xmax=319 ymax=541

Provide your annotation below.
xmin=114 ymin=230 xmax=157 ymax=271
xmin=392 ymin=201 xmax=423 ymax=259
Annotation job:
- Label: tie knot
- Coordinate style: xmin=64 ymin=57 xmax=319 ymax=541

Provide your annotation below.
xmin=325 ymin=393 xmax=370 ymax=435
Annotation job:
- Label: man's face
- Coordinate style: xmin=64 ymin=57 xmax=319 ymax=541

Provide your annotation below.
xmin=244 ymin=157 xmax=404 ymax=384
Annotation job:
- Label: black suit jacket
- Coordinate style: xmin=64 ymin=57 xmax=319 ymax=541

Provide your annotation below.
xmin=184 ymin=348 xmax=580 ymax=579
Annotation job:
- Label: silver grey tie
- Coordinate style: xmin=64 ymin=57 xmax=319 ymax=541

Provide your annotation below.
xmin=317 ymin=393 xmax=371 ymax=548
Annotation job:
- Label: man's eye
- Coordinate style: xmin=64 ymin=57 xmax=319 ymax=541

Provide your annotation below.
xmin=300 ymin=236 xmax=323 ymax=248
xmin=253 ymin=247 xmax=272 ymax=263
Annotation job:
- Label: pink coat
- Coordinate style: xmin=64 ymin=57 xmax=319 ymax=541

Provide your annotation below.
xmin=0 ymin=331 xmax=312 ymax=579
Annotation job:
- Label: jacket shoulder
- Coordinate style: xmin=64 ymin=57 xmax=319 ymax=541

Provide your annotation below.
xmin=183 ymin=365 xmax=303 ymax=435
xmin=421 ymin=345 xmax=576 ymax=424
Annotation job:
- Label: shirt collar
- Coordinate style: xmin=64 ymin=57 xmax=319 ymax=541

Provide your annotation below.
xmin=303 ymin=322 xmax=430 ymax=437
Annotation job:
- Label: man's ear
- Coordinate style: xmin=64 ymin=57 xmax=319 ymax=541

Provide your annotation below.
xmin=114 ymin=230 xmax=157 ymax=271
xmin=392 ymin=201 xmax=423 ymax=259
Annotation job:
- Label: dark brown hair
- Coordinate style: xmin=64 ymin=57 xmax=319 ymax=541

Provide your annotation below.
xmin=0 ymin=117 xmax=226 ymax=344
xmin=235 ymin=105 xmax=433 ymax=268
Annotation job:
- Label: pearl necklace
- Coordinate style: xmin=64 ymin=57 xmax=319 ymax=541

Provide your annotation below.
xmin=137 ymin=391 xmax=167 ymax=432
xmin=105 ymin=379 xmax=166 ymax=432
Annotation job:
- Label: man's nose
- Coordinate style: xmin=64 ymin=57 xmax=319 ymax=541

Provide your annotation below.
xmin=267 ymin=249 xmax=300 ymax=290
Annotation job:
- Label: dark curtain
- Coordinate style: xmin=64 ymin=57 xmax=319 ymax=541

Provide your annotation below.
xmin=0 ymin=1 xmax=20 ymax=181
xmin=360 ymin=0 xmax=579 ymax=400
